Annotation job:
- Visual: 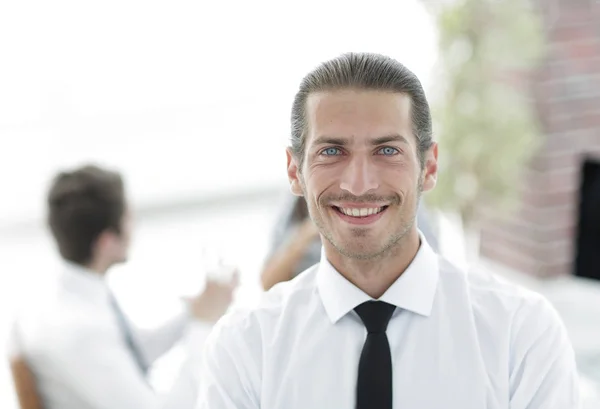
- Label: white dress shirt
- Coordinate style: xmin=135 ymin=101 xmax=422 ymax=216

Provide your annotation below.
xmin=198 ymin=234 xmax=580 ymax=409
xmin=9 ymin=262 xmax=212 ymax=409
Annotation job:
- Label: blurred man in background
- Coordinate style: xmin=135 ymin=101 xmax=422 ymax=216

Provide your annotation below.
xmin=8 ymin=165 xmax=237 ymax=409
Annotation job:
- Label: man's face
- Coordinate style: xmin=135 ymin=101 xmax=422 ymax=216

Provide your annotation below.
xmin=101 ymin=205 xmax=133 ymax=266
xmin=287 ymin=89 xmax=438 ymax=260
xmin=114 ymin=206 xmax=133 ymax=264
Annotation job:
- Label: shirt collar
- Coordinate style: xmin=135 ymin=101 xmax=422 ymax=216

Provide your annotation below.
xmin=59 ymin=260 xmax=110 ymax=301
xmin=316 ymin=231 xmax=440 ymax=324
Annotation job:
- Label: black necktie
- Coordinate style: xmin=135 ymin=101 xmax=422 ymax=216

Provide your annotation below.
xmin=355 ymin=301 xmax=396 ymax=409
xmin=108 ymin=293 xmax=149 ymax=377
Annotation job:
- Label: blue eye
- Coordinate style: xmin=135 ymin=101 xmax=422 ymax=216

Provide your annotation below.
xmin=379 ymin=147 xmax=399 ymax=156
xmin=322 ymin=147 xmax=341 ymax=156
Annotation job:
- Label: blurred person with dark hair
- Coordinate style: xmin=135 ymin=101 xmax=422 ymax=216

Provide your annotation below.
xmin=8 ymin=165 xmax=237 ymax=409
xmin=198 ymin=53 xmax=579 ymax=409
xmin=260 ymin=194 xmax=439 ymax=291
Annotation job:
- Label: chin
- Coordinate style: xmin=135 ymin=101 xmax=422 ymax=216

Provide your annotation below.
xmin=340 ymin=249 xmax=385 ymax=261
xmin=332 ymin=229 xmax=410 ymax=260
xmin=332 ymin=240 xmax=387 ymax=260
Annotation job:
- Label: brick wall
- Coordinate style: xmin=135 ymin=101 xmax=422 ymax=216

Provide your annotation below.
xmin=479 ymin=0 xmax=600 ymax=277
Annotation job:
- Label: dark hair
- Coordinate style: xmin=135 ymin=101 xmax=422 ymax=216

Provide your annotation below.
xmin=47 ymin=165 xmax=125 ymax=265
xmin=290 ymin=52 xmax=433 ymax=168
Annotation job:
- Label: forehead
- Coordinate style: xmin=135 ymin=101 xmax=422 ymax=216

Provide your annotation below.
xmin=305 ymin=89 xmax=414 ymax=145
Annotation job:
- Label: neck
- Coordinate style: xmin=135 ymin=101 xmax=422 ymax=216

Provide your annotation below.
xmin=85 ymin=259 xmax=111 ymax=276
xmin=324 ymin=228 xmax=421 ymax=299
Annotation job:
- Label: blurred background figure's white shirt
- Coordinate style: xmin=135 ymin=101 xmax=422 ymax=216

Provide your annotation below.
xmin=198 ymin=234 xmax=580 ymax=409
xmin=8 ymin=262 xmax=211 ymax=409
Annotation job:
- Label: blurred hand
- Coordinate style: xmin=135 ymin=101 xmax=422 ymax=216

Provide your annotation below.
xmin=183 ymin=269 xmax=239 ymax=323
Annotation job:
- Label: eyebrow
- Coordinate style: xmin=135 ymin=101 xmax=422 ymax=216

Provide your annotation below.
xmin=371 ymin=134 xmax=409 ymax=145
xmin=312 ymin=134 xmax=409 ymax=147
xmin=312 ymin=136 xmax=348 ymax=147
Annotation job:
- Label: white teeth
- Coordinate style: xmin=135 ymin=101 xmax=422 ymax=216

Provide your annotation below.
xmin=339 ymin=207 xmax=384 ymax=217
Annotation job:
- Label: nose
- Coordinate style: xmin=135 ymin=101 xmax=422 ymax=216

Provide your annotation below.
xmin=339 ymin=155 xmax=379 ymax=196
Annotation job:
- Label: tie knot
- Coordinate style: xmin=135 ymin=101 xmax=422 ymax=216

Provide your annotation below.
xmin=354 ymin=301 xmax=396 ymax=333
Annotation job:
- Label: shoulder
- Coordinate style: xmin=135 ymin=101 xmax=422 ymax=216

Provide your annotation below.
xmin=15 ymin=289 xmax=113 ymax=359
xmin=208 ymin=265 xmax=319 ymax=347
xmin=438 ymin=257 xmax=564 ymax=334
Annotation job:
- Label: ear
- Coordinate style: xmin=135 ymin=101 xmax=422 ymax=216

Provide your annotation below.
xmin=94 ymin=228 xmax=119 ymax=254
xmin=90 ymin=230 xmax=109 ymax=261
xmin=421 ymin=142 xmax=438 ymax=192
xmin=286 ymin=148 xmax=304 ymax=197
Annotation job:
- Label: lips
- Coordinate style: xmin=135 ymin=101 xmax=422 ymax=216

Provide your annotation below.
xmin=332 ymin=205 xmax=389 ymax=225
xmin=337 ymin=206 xmax=385 ymax=217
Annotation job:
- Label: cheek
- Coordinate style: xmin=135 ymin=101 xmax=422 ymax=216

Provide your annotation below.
xmin=121 ymin=226 xmax=132 ymax=246
xmin=383 ymin=167 xmax=417 ymax=190
xmin=306 ymin=164 xmax=342 ymax=189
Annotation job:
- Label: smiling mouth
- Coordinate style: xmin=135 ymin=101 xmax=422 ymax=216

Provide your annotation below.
xmin=332 ymin=206 xmax=389 ymax=218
